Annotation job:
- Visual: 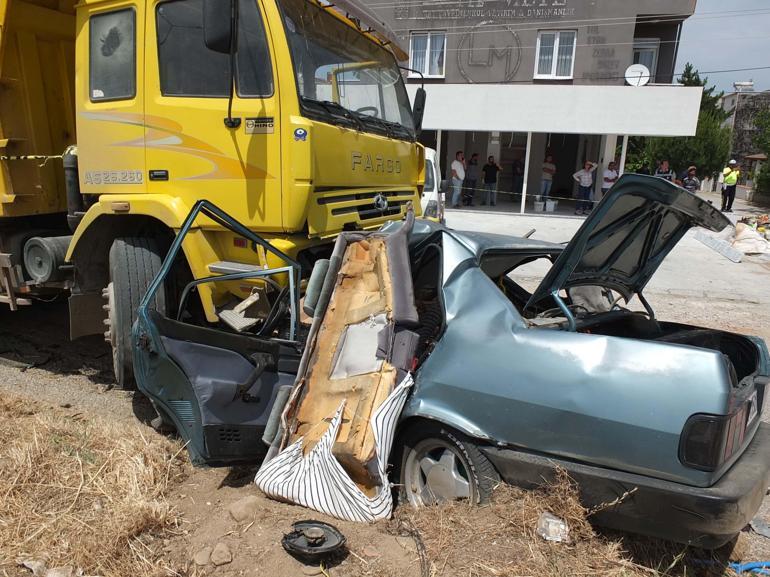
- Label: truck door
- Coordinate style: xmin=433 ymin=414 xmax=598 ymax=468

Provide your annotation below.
xmin=144 ymin=0 xmax=282 ymax=229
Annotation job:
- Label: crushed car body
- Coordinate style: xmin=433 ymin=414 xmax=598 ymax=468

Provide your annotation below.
xmin=256 ymin=211 xmax=421 ymax=521
xmin=133 ymin=175 xmax=770 ymax=548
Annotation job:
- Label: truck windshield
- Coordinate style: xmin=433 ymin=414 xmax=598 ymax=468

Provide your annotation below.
xmin=279 ymin=0 xmax=415 ymax=140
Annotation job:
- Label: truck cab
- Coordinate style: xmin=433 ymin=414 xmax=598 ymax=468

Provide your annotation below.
xmin=0 ymin=0 xmax=424 ymax=386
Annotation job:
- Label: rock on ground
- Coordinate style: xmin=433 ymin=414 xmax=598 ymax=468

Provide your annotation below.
xmin=210 ymin=542 xmax=233 ymax=566
xmin=228 ymin=495 xmax=261 ymax=523
xmin=193 ymin=546 xmax=212 ymax=566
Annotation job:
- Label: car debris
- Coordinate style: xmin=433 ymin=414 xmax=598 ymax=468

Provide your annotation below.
xmin=694 ymin=229 xmax=743 ymax=263
xmin=282 ymin=520 xmax=347 ymax=565
xmin=733 ymin=222 xmax=770 ymax=255
xmin=750 ymin=516 xmax=770 ymax=539
xmin=536 ymin=512 xmax=570 ymax=543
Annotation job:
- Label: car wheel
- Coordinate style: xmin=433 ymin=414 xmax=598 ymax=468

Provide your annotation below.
xmin=398 ymin=422 xmax=500 ymax=506
xmin=104 ymin=237 xmax=165 ymax=390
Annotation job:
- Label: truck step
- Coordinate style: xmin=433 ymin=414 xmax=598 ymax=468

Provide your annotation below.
xmin=0 ymin=253 xmax=30 ymax=310
xmin=207 ymin=260 xmax=263 ymax=275
xmin=0 ymin=295 xmax=31 ymax=308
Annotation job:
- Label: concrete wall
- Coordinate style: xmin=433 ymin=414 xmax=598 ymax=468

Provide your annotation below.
xmin=731 ymin=92 xmax=770 ymax=161
xmin=375 ymin=0 xmax=694 ymax=86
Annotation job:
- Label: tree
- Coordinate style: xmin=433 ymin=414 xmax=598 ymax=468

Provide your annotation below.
xmin=647 ymin=111 xmax=731 ymax=176
xmin=625 ymin=64 xmax=731 ymax=176
xmin=678 ymin=62 xmax=730 ymax=122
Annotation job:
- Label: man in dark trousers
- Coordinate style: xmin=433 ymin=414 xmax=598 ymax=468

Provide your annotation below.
xmin=721 ymin=159 xmax=740 ymax=213
xmin=481 ymin=155 xmax=502 ymax=206
xmin=463 ymin=153 xmax=480 ymax=206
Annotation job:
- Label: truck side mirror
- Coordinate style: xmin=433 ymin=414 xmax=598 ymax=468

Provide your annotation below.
xmin=204 ymin=0 xmax=235 ymax=54
xmin=412 ymin=87 xmax=426 ymax=136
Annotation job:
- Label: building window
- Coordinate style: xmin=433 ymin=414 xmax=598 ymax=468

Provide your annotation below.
xmin=534 ymin=30 xmax=576 ymax=80
xmin=89 ymin=9 xmax=136 ymax=101
xmin=156 ymin=0 xmax=273 ymax=98
xmin=409 ymin=32 xmax=446 ymax=78
xmin=633 ymin=39 xmax=659 ymax=82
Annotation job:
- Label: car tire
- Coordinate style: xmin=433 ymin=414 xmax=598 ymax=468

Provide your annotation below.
xmin=397 ymin=421 xmax=500 ymax=507
xmin=105 ymin=237 xmax=165 ymax=390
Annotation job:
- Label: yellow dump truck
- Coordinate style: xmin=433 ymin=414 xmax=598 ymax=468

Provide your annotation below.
xmin=0 ymin=0 xmax=425 ymax=387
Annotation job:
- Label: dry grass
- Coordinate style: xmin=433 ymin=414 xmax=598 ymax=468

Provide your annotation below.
xmin=387 ymin=470 xmax=737 ymax=577
xmin=0 ymin=391 xmax=188 ymax=577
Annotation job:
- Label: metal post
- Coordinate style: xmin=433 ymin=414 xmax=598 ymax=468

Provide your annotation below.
xmin=520 ymin=131 xmax=532 ymax=214
xmin=436 ymin=129 xmax=443 ymax=175
xmin=619 ymin=135 xmax=629 ymax=175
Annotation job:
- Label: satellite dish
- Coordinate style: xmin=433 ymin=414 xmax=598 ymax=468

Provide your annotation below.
xmin=625 ymin=64 xmax=651 ymax=87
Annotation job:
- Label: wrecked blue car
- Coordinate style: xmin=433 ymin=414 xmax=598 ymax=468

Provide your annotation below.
xmin=134 ymin=174 xmax=770 ymax=548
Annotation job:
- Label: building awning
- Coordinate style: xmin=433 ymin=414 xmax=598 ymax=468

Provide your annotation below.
xmin=407 ymin=84 xmax=703 ymax=137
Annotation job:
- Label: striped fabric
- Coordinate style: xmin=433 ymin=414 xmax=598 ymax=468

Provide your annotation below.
xmin=254 ymin=374 xmax=413 ymax=523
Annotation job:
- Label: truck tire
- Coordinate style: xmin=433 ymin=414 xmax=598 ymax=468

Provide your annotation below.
xmin=105 ymin=237 xmax=165 ymax=390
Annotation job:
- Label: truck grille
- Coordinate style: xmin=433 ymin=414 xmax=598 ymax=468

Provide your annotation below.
xmin=317 ymin=190 xmax=413 ymax=221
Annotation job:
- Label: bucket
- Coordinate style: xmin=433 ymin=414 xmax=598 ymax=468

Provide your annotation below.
xmin=533 ymin=201 xmax=545 ymax=212
xmin=545 ymin=199 xmax=557 ymax=212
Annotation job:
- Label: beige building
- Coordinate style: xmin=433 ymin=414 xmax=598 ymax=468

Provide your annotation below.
xmin=368 ymin=0 xmax=704 ymax=211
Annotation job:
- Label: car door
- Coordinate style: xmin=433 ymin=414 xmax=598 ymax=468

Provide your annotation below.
xmin=133 ymin=201 xmax=302 ymax=465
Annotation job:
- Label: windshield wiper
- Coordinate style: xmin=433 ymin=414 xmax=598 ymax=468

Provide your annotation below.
xmin=301 ymin=97 xmax=363 ymax=131
xmin=352 ymin=112 xmax=393 ymax=137
xmin=352 ymin=112 xmax=413 ymax=140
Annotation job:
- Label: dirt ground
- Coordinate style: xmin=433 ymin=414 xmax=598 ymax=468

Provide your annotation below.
xmin=1 ymin=288 xmax=770 ymax=576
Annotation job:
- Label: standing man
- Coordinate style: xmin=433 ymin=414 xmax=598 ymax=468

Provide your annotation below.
xmin=599 ymin=161 xmax=619 ymax=203
xmin=512 ymin=155 xmax=525 ymax=200
xmin=722 ymin=159 xmax=740 ymax=213
xmin=654 ymin=159 xmax=676 ymax=182
xmin=541 ymin=154 xmax=556 ymax=197
xmin=572 ymin=161 xmax=597 ymax=215
xmin=682 ymin=166 xmax=700 ymax=195
xmin=482 ymin=155 xmax=502 ymax=206
xmin=450 ymin=150 xmax=465 ymax=209
xmin=464 ymin=153 xmax=480 ymax=206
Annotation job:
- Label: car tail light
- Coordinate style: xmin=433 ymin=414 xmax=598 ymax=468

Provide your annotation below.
xmin=680 ymin=391 xmax=759 ymax=471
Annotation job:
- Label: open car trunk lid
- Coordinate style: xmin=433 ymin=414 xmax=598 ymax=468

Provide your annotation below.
xmin=526 ymin=174 xmax=731 ymax=310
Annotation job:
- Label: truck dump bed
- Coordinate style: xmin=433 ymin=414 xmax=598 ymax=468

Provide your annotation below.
xmin=0 ymin=0 xmax=75 ymax=218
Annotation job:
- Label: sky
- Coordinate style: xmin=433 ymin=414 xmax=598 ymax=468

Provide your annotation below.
xmin=675 ymin=0 xmax=770 ymax=93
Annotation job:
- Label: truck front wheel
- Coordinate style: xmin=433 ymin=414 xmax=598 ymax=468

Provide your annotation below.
xmin=105 ymin=237 xmax=165 ymax=389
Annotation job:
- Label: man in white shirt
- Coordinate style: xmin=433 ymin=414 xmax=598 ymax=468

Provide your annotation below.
xmin=450 ymin=150 xmax=466 ymax=208
xmin=599 ymin=161 xmax=618 ymax=203
xmin=541 ymin=154 xmax=556 ymax=197
xmin=572 ymin=161 xmax=597 ymax=215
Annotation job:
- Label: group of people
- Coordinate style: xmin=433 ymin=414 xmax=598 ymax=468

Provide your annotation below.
xmin=647 ymin=159 xmax=702 ymax=195
xmin=644 ymin=158 xmax=741 ymax=213
xmin=449 ymin=149 xmax=742 ymax=215
xmin=540 ymin=156 xmax=619 ymax=215
xmin=450 ymin=151 xmax=503 ymax=208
